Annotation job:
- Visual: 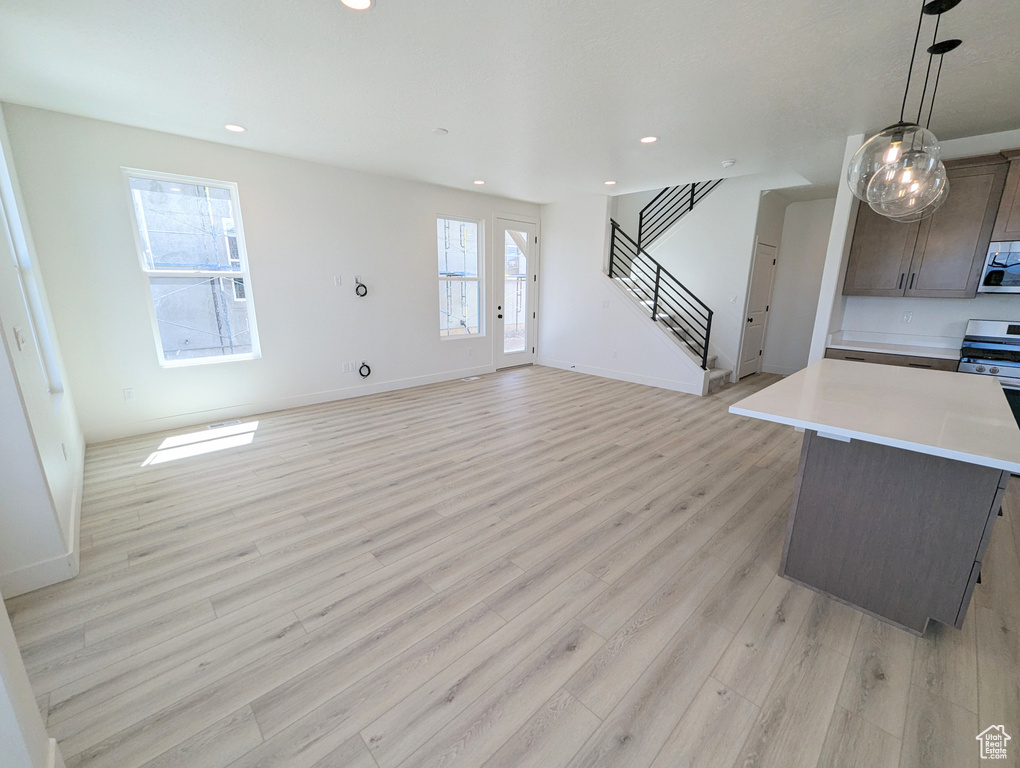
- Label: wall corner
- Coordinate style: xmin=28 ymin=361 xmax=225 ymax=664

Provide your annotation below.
xmin=808 ymin=134 xmax=865 ymax=363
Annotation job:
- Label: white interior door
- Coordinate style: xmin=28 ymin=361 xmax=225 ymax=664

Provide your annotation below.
xmin=738 ymin=242 xmax=777 ymax=378
xmin=495 ymin=218 xmax=538 ymax=368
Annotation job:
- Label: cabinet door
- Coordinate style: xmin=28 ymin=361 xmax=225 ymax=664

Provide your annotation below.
xmin=842 ymin=203 xmax=918 ymax=296
xmin=906 ymin=160 xmax=1008 ymax=297
xmin=991 ymin=152 xmax=1020 ymax=241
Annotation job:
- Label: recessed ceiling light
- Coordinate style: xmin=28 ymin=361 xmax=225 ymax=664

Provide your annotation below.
xmin=341 ymin=0 xmax=372 ymax=8
xmin=433 ymin=128 xmax=449 ymax=135
xmin=604 ymin=181 xmax=617 ymax=186
xmin=224 ymin=124 xmax=246 ymax=133
xmin=721 ymin=159 xmax=737 ymax=168
xmin=473 ymin=180 xmax=485 ymax=185
xmin=640 ymin=136 xmax=658 ymax=144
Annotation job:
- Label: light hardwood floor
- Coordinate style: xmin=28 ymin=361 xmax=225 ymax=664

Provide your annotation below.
xmin=6 ymin=365 xmax=1019 ymax=768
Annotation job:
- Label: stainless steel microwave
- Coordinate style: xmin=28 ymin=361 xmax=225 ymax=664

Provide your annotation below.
xmin=979 ymin=242 xmax=1020 ymax=293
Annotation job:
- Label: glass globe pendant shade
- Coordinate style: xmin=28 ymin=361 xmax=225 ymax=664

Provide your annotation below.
xmin=864 ymin=148 xmax=940 ymax=205
xmin=867 ymin=160 xmax=947 ymax=219
xmin=847 ymin=123 xmax=941 ymax=202
xmin=885 ymin=175 xmax=950 ymax=223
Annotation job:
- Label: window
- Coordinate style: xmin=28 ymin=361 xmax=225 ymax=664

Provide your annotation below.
xmin=125 ymin=170 xmax=260 ymax=365
xmin=437 ymin=217 xmax=482 ymax=337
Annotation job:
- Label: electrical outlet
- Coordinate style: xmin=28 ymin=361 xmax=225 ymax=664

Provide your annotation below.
xmin=333 ymin=275 xmax=342 ymax=286
xmin=612 ymin=351 xmax=618 ymax=358
xmin=12 ymin=325 xmax=26 ymax=351
xmin=123 ymin=388 xmax=134 ymax=401
xmin=901 ymin=311 xmax=913 ymax=324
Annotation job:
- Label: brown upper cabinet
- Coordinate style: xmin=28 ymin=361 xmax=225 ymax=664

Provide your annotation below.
xmin=843 ymin=154 xmax=1009 ymax=298
xmin=843 ymin=204 xmax=919 ymax=296
xmin=992 ymin=148 xmax=1020 ymax=241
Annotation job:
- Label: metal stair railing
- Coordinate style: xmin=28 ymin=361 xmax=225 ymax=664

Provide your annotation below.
xmin=637 ymin=179 xmax=724 ymax=250
xmin=608 ymin=220 xmax=713 ymax=369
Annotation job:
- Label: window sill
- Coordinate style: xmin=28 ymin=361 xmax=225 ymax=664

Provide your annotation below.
xmin=159 ymin=352 xmax=261 ymax=369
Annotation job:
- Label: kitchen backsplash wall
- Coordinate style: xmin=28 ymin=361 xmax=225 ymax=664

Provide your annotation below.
xmin=841 ymin=293 xmax=1019 ymax=344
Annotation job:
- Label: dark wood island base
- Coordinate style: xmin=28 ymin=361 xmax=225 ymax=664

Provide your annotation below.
xmin=780 ymin=429 xmax=1009 ymax=635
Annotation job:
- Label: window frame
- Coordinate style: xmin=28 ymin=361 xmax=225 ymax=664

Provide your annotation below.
xmin=123 ymin=168 xmax=262 ymax=368
xmin=436 ymin=215 xmax=485 ymax=340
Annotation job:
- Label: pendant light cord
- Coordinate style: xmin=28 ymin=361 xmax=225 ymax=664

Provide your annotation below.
xmin=899 ymin=0 xmax=927 ymax=123
xmin=926 ymin=55 xmax=945 ymax=129
xmin=916 ymin=14 xmax=941 ymax=125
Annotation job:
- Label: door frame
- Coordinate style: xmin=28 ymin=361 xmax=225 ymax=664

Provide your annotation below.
xmin=493 ymin=214 xmax=540 ymax=369
xmin=737 ymin=239 xmax=778 ymax=379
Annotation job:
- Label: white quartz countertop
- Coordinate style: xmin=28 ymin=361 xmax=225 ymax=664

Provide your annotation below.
xmin=729 ymin=359 xmax=1020 ymax=473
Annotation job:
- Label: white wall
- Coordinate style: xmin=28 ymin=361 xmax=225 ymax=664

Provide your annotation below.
xmin=637 ymin=171 xmax=810 ymax=375
xmin=764 ymin=198 xmax=836 ymax=375
xmin=815 ymin=128 xmax=1020 ymax=355
xmin=809 ymin=135 xmax=864 ymax=362
xmin=841 ymin=294 xmax=1019 ymax=342
xmin=0 ymin=338 xmax=74 ymax=595
xmin=0 ymin=587 xmax=64 ymax=768
xmin=537 ymin=195 xmax=707 ymax=394
xmin=753 ymin=190 xmax=789 ymax=249
xmin=608 ymin=188 xmax=659 ymax=241
xmin=0 ymin=106 xmax=84 ymax=597
xmin=3 ymin=105 xmax=540 ymax=441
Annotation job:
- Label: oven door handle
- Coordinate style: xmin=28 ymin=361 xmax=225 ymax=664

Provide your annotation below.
xmin=961 ymin=341 xmax=1016 ymax=352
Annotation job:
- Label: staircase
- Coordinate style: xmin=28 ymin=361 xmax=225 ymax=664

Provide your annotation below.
xmin=607 ymin=179 xmax=729 ymax=392
xmin=637 ymin=179 xmax=724 ymax=251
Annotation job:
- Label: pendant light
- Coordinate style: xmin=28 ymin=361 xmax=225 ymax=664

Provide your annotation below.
xmin=846 ymin=0 xmax=964 ymax=222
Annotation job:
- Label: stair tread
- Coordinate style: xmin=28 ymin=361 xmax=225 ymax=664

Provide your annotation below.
xmin=606 ymin=269 xmax=713 ymax=375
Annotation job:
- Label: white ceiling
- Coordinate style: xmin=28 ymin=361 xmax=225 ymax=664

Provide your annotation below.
xmin=1 ymin=0 xmax=1018 ymax=203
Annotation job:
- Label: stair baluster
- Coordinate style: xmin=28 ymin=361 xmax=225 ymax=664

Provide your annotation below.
xmin=637 ymin=178 xmax=724 ymax=250
xmin=608 ymin=219 xmax=714 ymax=370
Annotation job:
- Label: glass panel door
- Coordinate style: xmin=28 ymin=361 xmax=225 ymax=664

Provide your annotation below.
xmin=503 ymin=229 xmax=528 ymax=354
xmin=495 ymin=218 xmax=537 ymax=368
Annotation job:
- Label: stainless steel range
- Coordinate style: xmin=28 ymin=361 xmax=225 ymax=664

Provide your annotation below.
xmin=958 ymin=319 xmax=1020 ymax=427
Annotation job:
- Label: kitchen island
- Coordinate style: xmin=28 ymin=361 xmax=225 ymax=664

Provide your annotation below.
xmin=730 ymin=358 xmax=1020 ymax=634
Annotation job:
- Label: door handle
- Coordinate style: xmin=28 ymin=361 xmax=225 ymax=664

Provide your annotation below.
xmin=898 ymin=273 xmax=904 ymax=290
xmin=747 ymin=318 xmax=753 ymax=323
xmin=908 ymin=273 xmax=916 ymax=290
xmin=497 ymin=314 xmax=503 ymax=319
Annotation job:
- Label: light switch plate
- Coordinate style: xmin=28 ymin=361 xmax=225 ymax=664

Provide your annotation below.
xmin=12 ymin=325 xmax=26 ymax=351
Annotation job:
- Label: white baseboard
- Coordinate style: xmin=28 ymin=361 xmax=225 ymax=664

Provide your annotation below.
xmin=762 ymin=363 xmax=801 ymax=376
xmin=0 ymin=546 xmax=78 ymax=598
xmin=0 ymin=435 xmax=82 ymax=598
xmin=538 ymin=357 xmax=705 ymax=396
xmin=50 ymin=737 xmax=65 ymax=768
xmin=87 ymin=364 xmax=498 ymax=443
